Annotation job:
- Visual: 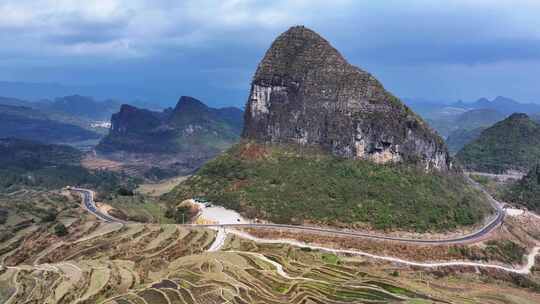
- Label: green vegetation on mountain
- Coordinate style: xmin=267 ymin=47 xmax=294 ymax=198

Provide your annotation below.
xmin=169 ymin=142 xmax=490 ymax=232
xmin=456 ymin=113 xmax=540 ymax=173
xmin=0 ymin=138 xmax=135 ymax=193
xmin=504 ymin=164 xmax=540 ymax=213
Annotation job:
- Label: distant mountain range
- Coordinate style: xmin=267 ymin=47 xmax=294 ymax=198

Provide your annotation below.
xmin=0 ymin=94 xmax=169 ymax=149
xmin=404 ymin=96 xmax=540 ymax=153
xmin=96 ymin=96 xmax=243 ymax=177
xmin=406 ymin=96 xmax=540 ymax=116
xmin=0 ymin=81 xmax=174 ymax=106
xmin=45 ymin=95 xmax=122 ymax=121
xmin=451 ymin=96 xmax=540 ymax=116
xmin=0 ymin=104 xmax=101 ymax=145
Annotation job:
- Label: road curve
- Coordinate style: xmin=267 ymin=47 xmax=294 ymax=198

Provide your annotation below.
xmin=71 ymin=187 xmax=126 ymax=224
xmin=71 ymin=179 xmax=504 ymax=245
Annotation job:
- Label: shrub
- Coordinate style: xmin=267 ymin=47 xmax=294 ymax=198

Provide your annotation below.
xmin=54 ymin=223 xmax=68 ymax=236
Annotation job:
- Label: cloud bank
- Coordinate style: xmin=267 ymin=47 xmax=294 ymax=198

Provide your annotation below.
xmin=0 ymin=0 xmax=539 ymax=105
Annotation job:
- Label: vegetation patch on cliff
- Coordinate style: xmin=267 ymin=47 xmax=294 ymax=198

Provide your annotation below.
xmin=168 ymin=142 xmax=491 ymax=232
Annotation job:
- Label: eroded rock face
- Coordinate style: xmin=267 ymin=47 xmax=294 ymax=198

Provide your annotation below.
xmin=243 ymin=26 xmax=450 ymax=170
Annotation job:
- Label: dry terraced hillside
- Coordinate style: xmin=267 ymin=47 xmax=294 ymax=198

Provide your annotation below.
xmin=2 ymin=195 xmax=540 ymax=303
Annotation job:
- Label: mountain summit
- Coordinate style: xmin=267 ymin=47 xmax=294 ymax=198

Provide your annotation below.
xmin=244 ymin=26 xmax=449 ymax=170
xmin=456 ymin=113 xmax=540 ymax=173
xmin=169 ymin=27 xmax=490 ymax=231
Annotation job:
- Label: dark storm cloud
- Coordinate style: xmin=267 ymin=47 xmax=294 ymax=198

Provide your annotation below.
xmin=0 ymin=0 xmax=539 ymax=106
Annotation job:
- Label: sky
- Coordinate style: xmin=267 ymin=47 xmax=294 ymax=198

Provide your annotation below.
xmin=0 ymin=0 xmax=539 ymax=108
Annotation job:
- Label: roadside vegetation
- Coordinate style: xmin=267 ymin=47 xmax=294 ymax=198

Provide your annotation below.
xmin=503 ymin=164 xmax=540 ymax=213
xmin=169 ymin=142 xmax=491 ymax=232
xmin=102 ymin=192 xmax=173 ymax=224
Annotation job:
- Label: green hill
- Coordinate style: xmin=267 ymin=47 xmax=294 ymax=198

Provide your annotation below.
xmin=0 ymin=138 xmax=127 ymax=192
xmin=456 ymin=113 xmax=540 ymax=173
xmin=168 ymin=142 xmax=490 ymax=232
xmin=504 ymin=164 xmax=540 ymax=213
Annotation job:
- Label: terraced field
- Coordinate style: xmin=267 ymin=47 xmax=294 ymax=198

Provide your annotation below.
xmin=2 ymin=188 xmax=540 ymax=304
xmin=2 ymin=213 xmax=540 ymax=304
xmin=0 ymin=221 xmax=441 ymax=303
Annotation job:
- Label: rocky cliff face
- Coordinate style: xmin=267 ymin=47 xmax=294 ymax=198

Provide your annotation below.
xmin=99 ymin=96 xmax=243 ymax=154
xmin=243 ymin=26 xmax=450 ymax=170
xmin=97 ymin=96 xmax=244 ymax=177
xmin=109 ymin=104 xmax=163 ymax=136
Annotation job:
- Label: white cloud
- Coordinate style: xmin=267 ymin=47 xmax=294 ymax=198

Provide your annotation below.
xmin=0 ymin=0 xmax=538 ymax=63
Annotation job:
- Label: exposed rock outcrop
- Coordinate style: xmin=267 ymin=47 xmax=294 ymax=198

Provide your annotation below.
xmin=243 ymin=26 xmax=450 ymax=170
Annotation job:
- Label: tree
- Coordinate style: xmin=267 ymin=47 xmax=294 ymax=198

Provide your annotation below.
xmin=41 ymin=211 xmax=57 ymax=223
xmin=54 ymin=223 xmax=68 ymax=236
xmin=174 ymin=205 xmax=192 ymax=224
xmin=117 ymin=187 xmax=134 ymax=196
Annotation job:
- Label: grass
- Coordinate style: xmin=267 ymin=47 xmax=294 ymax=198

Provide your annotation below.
xmin=105 ymin=194 xmax=174 ymax=224
xmin=169 ymin=142 xmax=491 ymax=232
xmin=321 ymin=253 xmax=340 ymax=265
xmin=136 ymin=176 xmax=189 ymax=197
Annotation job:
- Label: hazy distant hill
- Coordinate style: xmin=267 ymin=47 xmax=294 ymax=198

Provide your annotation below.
xmin=453 ymin=109 xmax=505 ymax=131
xmin=442 ymin=109 xmax=506 ymax=153
xmin=446 ymin=127 xmax=486 ymax=154
xmin=452 ymin=96 xmax=540 ymax=116
xmin=532 ymin=113 xmax=540 ymax=124
xmin=456 ymin=113 xmax=540 ymax=173
xmin=96 ymin=96 xmax=243 ymax=177
xmin=405 ymin=97 xmax=537 ymax=138
xmin=0 ymin=104 xmax=101 ymax=144
xmin=44 ymin=95 xmax=122 ymax=121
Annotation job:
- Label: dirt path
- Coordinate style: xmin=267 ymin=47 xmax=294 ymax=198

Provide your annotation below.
xmin=226 ymin=229 xmax=540 ymax=274
xmin=207 ymin=228 xmax=227 ymax=252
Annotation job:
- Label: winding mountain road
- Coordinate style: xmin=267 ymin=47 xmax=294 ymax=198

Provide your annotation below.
xmin=71 ymin=180 xmax=504 ymax=245
xmin=70 ymin=186 xmax=540 ymax=274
